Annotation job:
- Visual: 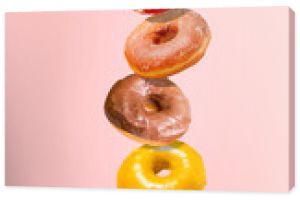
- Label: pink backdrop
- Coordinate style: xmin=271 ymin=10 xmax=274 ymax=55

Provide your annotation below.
xmin=5 ymin=7 xmax=294 ymax=192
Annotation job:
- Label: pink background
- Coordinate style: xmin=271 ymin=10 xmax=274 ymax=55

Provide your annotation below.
xmin=5 ymin=7 xmax=294 ymax=192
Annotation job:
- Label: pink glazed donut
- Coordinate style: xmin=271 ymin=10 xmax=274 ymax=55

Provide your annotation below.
xmin=125 ymin=9 xmax=211 ymax=78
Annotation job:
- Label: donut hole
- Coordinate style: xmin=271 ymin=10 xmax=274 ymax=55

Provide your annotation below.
xmin=152 ymin=24 xmax=178 ymax=45
xmin=156 ymin=169 xmax=171 ymax=177
xmin=143 ymin=95 xmax=164 ymax=113
xmin=153 ymin=159 xmax=171 ymax=177
xmin=143 ymin=100 xmax=160 ymax=112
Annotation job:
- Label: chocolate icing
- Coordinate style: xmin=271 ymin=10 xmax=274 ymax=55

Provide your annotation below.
xmin=104 ymin=74 xmax=191 ymax=144
xmin=146 ymin=9 xmax=190 ymax=23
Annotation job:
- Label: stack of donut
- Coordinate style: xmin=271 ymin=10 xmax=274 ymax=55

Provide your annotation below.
xmin=104 ymin=9 xmax=211 ymax=190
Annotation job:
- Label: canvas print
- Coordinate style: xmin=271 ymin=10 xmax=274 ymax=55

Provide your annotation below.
xmin=5 ymin=7 xmax=295 ymax=192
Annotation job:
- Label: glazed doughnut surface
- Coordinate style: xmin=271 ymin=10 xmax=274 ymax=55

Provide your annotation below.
xmin=125 ymin=9 xmax=211 ymax=78
xmin=117 ymin=141 xmax=206 ymax=189
xmin=104 ymin=74 xmax=191 ymax=145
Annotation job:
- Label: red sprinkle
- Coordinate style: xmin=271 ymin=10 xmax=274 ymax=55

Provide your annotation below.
xmin=135 ymin=9 xmax=169 ymax=15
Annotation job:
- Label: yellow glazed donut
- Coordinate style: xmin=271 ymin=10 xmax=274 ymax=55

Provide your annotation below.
xmin=117 ymin=141 xmax=206 ymax=190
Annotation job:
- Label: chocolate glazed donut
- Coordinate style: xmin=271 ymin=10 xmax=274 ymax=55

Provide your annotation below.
xmin=104 ymin=74 xmax=191 ymax=145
